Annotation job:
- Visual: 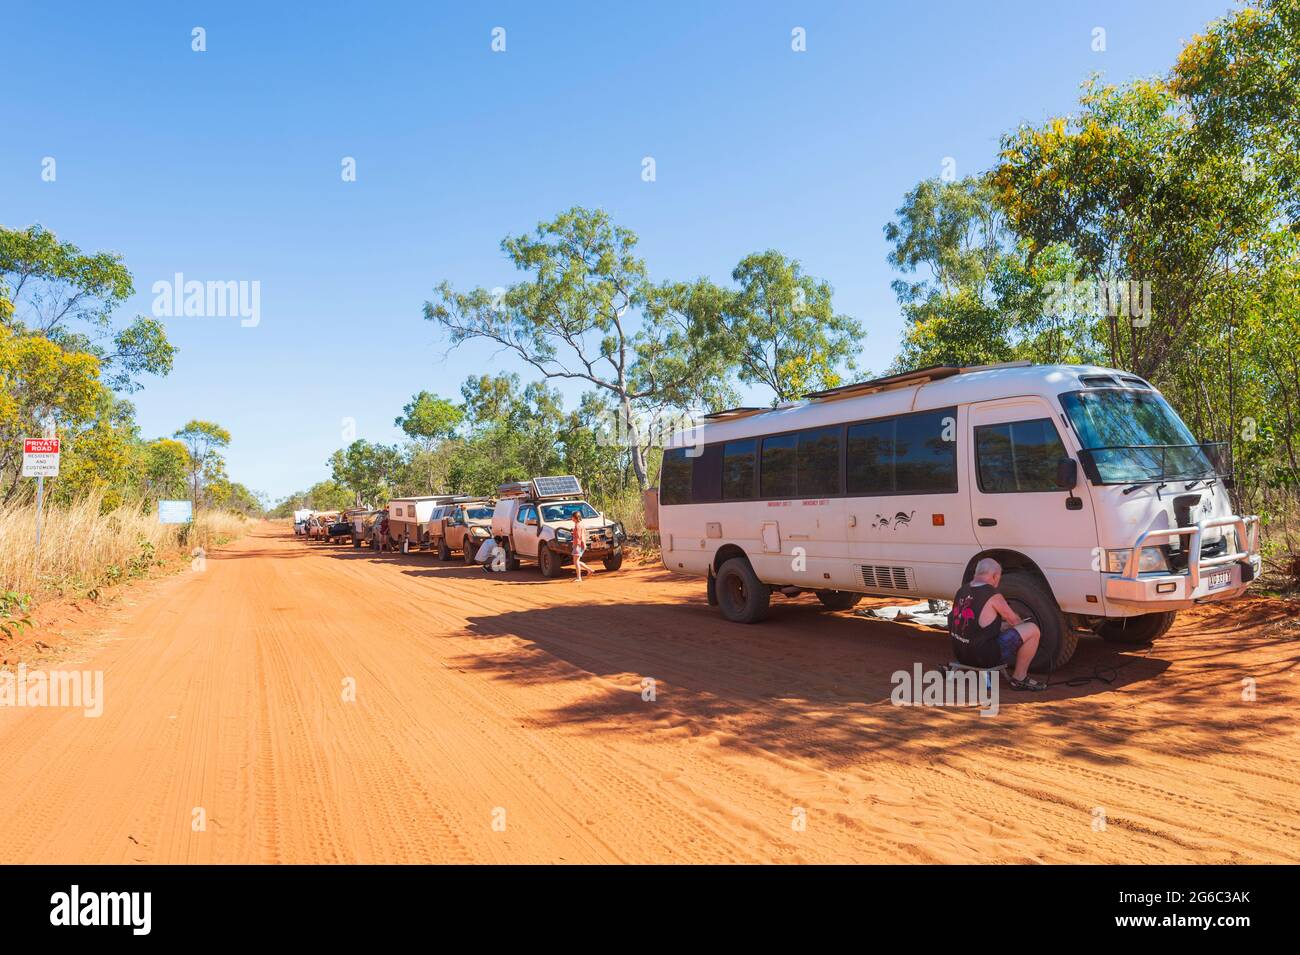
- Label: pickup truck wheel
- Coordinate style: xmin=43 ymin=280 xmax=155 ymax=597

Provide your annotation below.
xmin=999 ymin=571 xmax=1076 ymax=672
xmin=602 ymin=551 xmax=624 ymax=572
xmin=352 ymin=535 xmax=360 ymax=548
xmin=1096 ymin=612 xmax=1176 ymax=644
xmin=437 ymin=538 xmax=451 ymax=561
xmin=539 ymin=545 xmax=562 ymax=578
xmin=715 ymin=557 xmax=770 ymax=624
xmin=463 ymin=539 xmax=480 ymax=565
xmin=502 ymin=543 xmax=520 ymax=572
xmin=816 ymin=590 xmax=861 ymax=611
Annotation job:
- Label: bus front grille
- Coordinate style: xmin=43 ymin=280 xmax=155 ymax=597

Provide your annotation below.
xmin=859 ymin=565 xmax=916 ymax=591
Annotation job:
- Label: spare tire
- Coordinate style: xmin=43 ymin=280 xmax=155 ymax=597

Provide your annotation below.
xmin=999 ymin=571 xmax=1077 ymax=672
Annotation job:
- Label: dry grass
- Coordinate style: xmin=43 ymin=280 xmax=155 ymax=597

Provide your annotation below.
xmin=0 ymin=493 xmax=248 ymax=605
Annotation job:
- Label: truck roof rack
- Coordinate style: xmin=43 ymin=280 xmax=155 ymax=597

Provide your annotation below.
xmin=497 ymin=475 xmax=584 ymax=501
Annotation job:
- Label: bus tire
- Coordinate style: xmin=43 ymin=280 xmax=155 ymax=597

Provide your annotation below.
xmin=999 ymin=571 xmax=1076 ymax=672
xmin=816 ymin=590 xmax=862 ymax=612
xmin=1096 ymin=612 xmax=1176 ymax=644
xmin=602 ymin=551 xmax=624 ymax=572
xmin=437 ymin=537 xmax=451 ymax=561
xmin=539 ymin=545 xmax=562 ymax=578
xmin=715 ymin=557 xmax=770 ymax=624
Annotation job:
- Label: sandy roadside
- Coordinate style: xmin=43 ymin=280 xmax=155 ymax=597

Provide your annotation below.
xmin=0 ymin=522 xmax=1296 ymax=863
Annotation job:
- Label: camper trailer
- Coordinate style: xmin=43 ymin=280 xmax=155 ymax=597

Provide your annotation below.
xmin=385 ymin=495 xmax=465 ymax=553
xmin=652 ymin=363 xmax=1260 ymax=671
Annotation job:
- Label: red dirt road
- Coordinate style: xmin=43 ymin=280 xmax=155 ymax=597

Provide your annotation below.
xmin=1 ymin=522 xmax=1297 ymax=863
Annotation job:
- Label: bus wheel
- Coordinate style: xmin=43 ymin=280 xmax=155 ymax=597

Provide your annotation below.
xmin=716 ymin=558 xmax=770 ymax=624
xmin=999 ymin=571 xmax=1076 ymax=672
xmin=1095 ymin=612 xmax=1175 ymax=644
xmin=539 ymin=545 xmax=562 ymax=578
xmin=816 ymin=590 xmax=862 ymax=612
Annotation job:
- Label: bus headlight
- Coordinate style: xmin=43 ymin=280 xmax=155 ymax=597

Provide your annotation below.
xmin=1105 ymin=547 xmax=1169 ymax=574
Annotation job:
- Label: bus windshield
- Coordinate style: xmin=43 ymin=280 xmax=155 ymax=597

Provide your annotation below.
xmin=541 ymin=501 xmax=599 ymax=522
xmin=1059 ymin=389 xmax=1216 ymax=484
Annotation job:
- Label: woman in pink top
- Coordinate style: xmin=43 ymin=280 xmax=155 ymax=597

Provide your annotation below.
xmin=571 ymin=511 xmax=593 ymax=582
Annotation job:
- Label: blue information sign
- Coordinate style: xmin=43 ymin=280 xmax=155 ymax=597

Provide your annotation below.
xmin=158 ymin=500 xmax=194 ymax=524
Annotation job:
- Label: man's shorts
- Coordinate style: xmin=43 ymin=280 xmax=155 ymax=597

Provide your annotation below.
xmin=997 ymin=627 xmax=1025 ymax=665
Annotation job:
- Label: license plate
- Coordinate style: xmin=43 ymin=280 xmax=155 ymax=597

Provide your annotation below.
xmin=1206 ymin=568 xmax=1232 ymax=591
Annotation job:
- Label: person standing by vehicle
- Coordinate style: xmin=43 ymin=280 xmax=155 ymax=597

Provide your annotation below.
xmin=571 ymin=511 xmax=594 ymax=582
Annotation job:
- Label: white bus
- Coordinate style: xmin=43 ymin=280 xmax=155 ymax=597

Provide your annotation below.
xmin=654 ymin=363 xmax=1260 ymax=671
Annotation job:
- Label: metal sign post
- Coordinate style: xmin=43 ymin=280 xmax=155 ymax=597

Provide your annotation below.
xmin=22 ymin=437 xmax=60 ymax=565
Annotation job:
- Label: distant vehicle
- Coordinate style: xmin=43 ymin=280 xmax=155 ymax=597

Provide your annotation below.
xmin=428 ymin=499 xmax=495 ymax=562
xmin=386 ymin=495 xmax=465 ymax=553
xmin=491 ymin=476 xmax=626 ymax=576
xmin=652 ymin=362 xmax=1260 ymax=670
xmin=325 ymin=517 xmax=354 ymax=544
xmin=305 ymin=514 xmax=338 ymax=541
xmin=345 ymin=507 xmax=378 ymax=548
xmin=367 ymin=510 xmax=390 ymax=550
xmin=293 ymin=518 xmax=308 ymax=536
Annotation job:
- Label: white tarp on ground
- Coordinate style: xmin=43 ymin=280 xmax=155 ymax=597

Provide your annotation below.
xmin=854 ymin=601 xmax=951 ymax=630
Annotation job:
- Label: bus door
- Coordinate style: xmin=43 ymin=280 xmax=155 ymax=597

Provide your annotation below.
xmin=966 ymin=397 xmax=1099 ymax=608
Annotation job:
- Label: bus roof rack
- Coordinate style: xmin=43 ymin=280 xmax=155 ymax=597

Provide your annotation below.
xmin=802 ymin=361 xmax=1034 ymax=403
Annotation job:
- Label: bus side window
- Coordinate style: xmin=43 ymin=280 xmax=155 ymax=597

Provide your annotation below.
xmin=660 ymin=448 xmax=693 ymax=505
xmin=761 ymin=434 xmax=797 ymax=498
xmin=722 ymin=439 xmax=757 ymax=499
xmin=975 ymin=419 xmax=1066 ymax=492
xmin=691 ymin=444 xmax=723 ymax=503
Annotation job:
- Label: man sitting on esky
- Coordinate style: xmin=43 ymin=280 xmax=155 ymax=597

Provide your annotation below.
xmin=949 ymin=558 xmax=1047 ymax=691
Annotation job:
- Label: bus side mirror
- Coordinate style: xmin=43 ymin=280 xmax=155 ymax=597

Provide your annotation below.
xmin=1056 ymin=458 xmax=1079 ymax=490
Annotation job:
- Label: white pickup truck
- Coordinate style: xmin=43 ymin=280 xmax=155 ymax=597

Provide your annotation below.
xmin=490 ymin=476 xmax=627 ymax=576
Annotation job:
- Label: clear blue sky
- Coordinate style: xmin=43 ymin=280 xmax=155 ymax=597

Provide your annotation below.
xmin=2 ymin=0 xmax=1232 ymax=501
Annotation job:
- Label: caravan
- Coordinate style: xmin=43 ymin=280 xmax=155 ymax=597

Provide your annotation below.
xmin=653 ymin=363 xmax=1260 ymax=670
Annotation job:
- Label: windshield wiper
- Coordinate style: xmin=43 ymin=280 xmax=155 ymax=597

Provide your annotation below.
xmin=1121 ymin=479 xmax=1165 ymax=495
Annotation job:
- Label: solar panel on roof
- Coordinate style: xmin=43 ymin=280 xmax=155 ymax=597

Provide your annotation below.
xmin=532 ymin=475 xmax=582 ymax=498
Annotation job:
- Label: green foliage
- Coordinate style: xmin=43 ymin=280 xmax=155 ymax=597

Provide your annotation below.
xmin=726 ymin=250 xmax=863 ymax=402
xmin=0 ymin=590 xmax=33 ymax=640
xmin=329 ymin=440 xmax=404 ymax=504
xmin=173 ymin=420 xmax=232 ymax=512
xmin=0 ymin=224 xmax=176 ymax=392
xmin=426 ymin=206 xmax=747 ymax=488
